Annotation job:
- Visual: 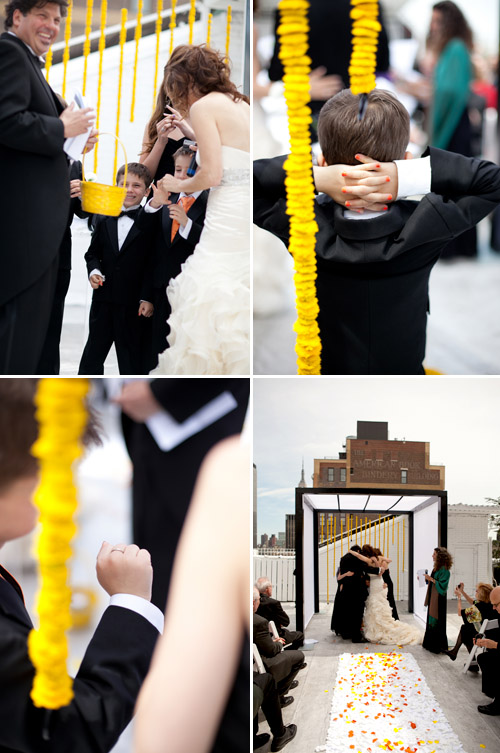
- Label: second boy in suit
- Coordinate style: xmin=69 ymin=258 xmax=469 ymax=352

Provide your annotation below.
xmin=79 ymin=162 xmax=154 ymax=375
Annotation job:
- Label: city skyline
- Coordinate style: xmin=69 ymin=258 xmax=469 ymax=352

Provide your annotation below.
xmin=254 ymin=377 xmax=500 ymax=538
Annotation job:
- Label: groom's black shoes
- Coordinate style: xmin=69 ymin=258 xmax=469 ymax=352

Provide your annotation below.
xmin=271 ymin=724 xmax=297 ymax=752
xmin=279 ymin=695 xmax=294 ymax=708
xmin=478 ymin=703 xmax=500 ymax=716
xmin=352 ymin=636 xmax=369 ymax=643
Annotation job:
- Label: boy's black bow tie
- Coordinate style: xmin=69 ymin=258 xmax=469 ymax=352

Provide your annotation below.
xmin=118 ymin=208 xmax=140 ymax=220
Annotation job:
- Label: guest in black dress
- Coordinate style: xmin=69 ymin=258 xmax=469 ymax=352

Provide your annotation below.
xmin=330 ymin=567 xmax=354 ymax=635
xmin=423 ymin=547 xmax=453 ymax=653
xmin=139 ymin=69 xmax=197 ymax=188
xmin=445 ymin=582 xmax=495 ymax=665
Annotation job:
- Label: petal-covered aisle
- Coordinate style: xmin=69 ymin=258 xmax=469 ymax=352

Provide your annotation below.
xmin=326 ymin=653 xmax=467 ymax=753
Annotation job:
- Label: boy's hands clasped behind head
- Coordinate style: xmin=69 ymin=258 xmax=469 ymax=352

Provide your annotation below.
xmin=314 ymin=153 xmax=398 ymax=212
xmin=97 ymin=541 xmax=153 ymax=601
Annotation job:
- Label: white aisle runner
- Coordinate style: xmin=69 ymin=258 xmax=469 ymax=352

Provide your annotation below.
xmin=326 ymin=653 xmax=468 ymax=753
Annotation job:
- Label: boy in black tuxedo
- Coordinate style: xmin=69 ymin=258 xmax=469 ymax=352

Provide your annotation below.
xmin=254 ymin=88 xmax=500 ymax=375
xmin=0 ymin=379 xmax=162 ymax=753
xmin=140 ymin=145 xmax=208 ymax=371
xmin=79 ymin=162 xmax=154 ymax=375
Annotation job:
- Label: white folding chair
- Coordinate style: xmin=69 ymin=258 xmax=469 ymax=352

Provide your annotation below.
xmin=463 ymin=618 xmax=499 ymax=673
xmin=253 ymin=643 xmax=266 ymax=674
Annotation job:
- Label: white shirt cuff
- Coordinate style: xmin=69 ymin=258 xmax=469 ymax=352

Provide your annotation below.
xmin=109 ymin=593 xmax=164 ymax=634
xmin=394 ymin=155 xmax=431 ymax=199
xmin=89 ymin=268 xmax=102 ymax=279
xmin=179 ymin=217 xmax=193 ymax=239
xmin=144 ymin=200 xmax=162 ymax=213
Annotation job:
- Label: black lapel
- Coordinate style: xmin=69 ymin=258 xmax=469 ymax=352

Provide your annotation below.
xmin=2 ymin=34 xmax=60 ymax=115
xmin=120 ymin=220 xmax=141 ymax=254
xmin=106 ymin=217 xmax=119 ymax=255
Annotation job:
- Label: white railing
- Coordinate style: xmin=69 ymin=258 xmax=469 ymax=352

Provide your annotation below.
xmin=253 ymin=553 xmax=296 ymax=602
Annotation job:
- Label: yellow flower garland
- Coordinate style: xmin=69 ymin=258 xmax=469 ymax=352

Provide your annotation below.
xmin=349 ymin=0 xmax=381 ymax=95
xmin=28 ymin=378 xmax=90 ymax=709
xmin=277 ymin=0 xmax=321 ymax=374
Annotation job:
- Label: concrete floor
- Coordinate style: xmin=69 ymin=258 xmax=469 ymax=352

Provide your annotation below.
xmin=255 ymin=602 xmax=500 ymax=753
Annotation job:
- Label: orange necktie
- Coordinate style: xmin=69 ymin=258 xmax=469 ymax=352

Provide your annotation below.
xmin=171 ymin=195 xmax=196 ymax=241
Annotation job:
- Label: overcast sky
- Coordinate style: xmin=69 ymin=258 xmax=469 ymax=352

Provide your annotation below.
xmin=254 ymin=377 xmax=500 ymax=538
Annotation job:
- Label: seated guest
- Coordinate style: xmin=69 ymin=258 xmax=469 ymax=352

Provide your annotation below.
xmin=446 ymin=582 xmax=495 ymax=667
xmin=0 ymin=380 xmax=163 ymax=752
xmin=253 ymin=672 xmax=297 ymax=752
xmin=253 ymin=588 xmax=305 ymax=706
xmin=475 ymin=585 xmax=500 ymax=715
xmin=256 ymin=576 xmax=304 ymax=650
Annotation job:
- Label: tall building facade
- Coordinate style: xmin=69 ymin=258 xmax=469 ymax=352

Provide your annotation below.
xmin=313 ymin=420 xmax=445 ymax=491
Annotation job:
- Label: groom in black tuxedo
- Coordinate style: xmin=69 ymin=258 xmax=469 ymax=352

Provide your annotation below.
xmin=338 ymin=545 xmax=382 ymax=642
xmin=0 ymin=0 xmax=95 ymax=374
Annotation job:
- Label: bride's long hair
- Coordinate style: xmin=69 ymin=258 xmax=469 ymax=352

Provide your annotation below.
xmin=163 ymin=44 xmax=249 ymax=116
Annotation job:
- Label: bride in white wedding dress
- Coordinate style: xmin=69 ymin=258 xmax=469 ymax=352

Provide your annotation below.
xmin=151 ymin=45 xmax=250 ymax=375
xmin=364 ymin=574 xmax=423 ymax=645
xmin=350 ymin=547 xmax=422 ymax=645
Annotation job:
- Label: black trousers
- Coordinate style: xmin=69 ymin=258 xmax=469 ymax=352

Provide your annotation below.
xmin=253 ymin=672 xmax=286 ymax=738
xmin=0 ymin=256 xmax=58 ymax=375
xmin=36 ymin=267 xmax=71 ymax=374
xmin=79 ymin=301 xmax=146 ymax=375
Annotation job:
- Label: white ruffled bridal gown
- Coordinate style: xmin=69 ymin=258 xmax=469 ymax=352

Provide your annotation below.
xmin=152 ymin=146 xmax=250 ymax=375
xmin=363 ymin=574 xmax=422 ymax=645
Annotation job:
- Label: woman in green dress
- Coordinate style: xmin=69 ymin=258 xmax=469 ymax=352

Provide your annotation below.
xmin=423 ymin=546 xmax=453 ymax=653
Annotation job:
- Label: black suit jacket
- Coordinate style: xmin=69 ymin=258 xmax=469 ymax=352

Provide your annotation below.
xmin=0 ymin=572 xmax=159 ymax=753
xmin=257 ymin=595 xmax=290 ymax=632
xmin=140 ymin=191 xmax=209 ymax=289
xmin=121 ymin=378 xmax=250 ymax=610
xmin=339 ymin=552 xmax=379 ymax=596
xmin=60 ymin=161 xmax=90 ymax=271
xmin=0 ymin=33 xmax=69 ymax=306
xmin=254 ymin=147 xmax=500 ymax=374
xmin=85 ymin=209 xmax=154 ymax=305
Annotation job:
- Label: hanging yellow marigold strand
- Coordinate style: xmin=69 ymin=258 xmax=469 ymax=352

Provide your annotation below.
xmin=28 ymin=378 xmax=90 ymax=709
xmin=277 ymin=0 xmax=321 ymax=375
xmin=349 ymin=0 xmax=381 ymax=95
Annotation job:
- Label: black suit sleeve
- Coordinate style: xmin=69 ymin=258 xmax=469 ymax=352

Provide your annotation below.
xmin=427 ymin=146 xmax=500 ymax=236
xmin=253 ymin=156 xmax=291 ymax=249
xmin=0 ymin=605 xmax=159 ymax=753
xmin=253 ymin=616 xmax=281 ymax=658
xmin=84 ymin=219 xmax=105 ymax=276
xmin=0 ymin=40 xmax=64 ymax=156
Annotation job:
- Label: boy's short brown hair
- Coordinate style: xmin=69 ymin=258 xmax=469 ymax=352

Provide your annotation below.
xmin=0 ymin=380 xmax=101 ymax=493
xmin=172 ymin=145 xmax=195 ymax=163
xmin=115 ymin=162 xmax=152 ymax=188
xmin=317 ymin=89 xmax=410 ymax=166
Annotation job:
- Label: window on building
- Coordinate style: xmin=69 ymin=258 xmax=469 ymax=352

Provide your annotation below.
xmin=327 ymin=468 xmax=334 ymax=482
xmin=401 ymin=469 xmax=408 ymax=484
xmin=340 ymin=468 xmax=346 ymax=482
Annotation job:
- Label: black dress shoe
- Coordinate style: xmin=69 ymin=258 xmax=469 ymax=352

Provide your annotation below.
xmin=279 ymin=695 xmax=294 ymax=708
xmin=254 ymin=733 xmax=271 ymax=748
xmin=478 ymin=703 xmax=500 ymax=716
xmin=296 ymin=662 xmax=307 ymax=670
xmin=352 ymin=636 xmax=369 ymax=643
xmin=289 ymin=679 xmax=299 ymax=689
xmin=444 ymin=650 xmax=457 ymax=661
xmin=271 ymin=724 xmax=297 ymax=751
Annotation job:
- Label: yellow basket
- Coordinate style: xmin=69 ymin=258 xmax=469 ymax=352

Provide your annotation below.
xmin=81 ymin=133 xmax=128 ymax=217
